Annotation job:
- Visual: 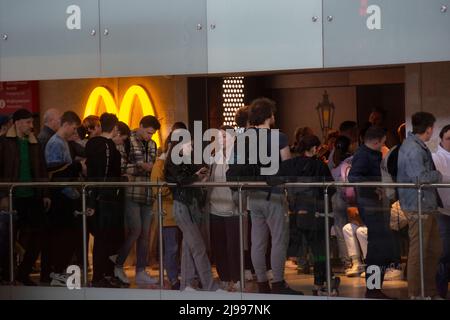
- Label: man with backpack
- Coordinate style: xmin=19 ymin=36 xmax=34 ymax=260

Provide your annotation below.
xmin=230 ymin=98 xmax=302 ymax=295
xmin=86 ymin=113 xmax=125 ymax=288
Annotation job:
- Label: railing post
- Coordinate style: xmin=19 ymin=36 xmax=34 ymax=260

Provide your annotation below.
xmin=8 ymin=186 xmax=14 ymax=284
xmin=238 ymin=183 xmax=245 ymax=292
xmin=158 ymin=183 xmax=165 ymax=289
xmin=324 ymin=184 xmax=332 ymax=296
xmin=417 ymin=185 xmax=425 ymax=299
xmin=81 ymin=186 xmax=88 ymax=287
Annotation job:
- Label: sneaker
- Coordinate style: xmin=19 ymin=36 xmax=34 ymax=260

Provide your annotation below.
xmin=229 ymin=281 xmax=241 ymax=292
xmin=365 ymin=289 xmax=396 ymax=300
xmin=271 ymin=281 xmax=304 ymax=295
xmin=170 ymin=280 xmax=180 ymax=290
xmin=330 ymin=276 xmax=340 ymax=297
xmin=220 ymin=281 xmax=229 ymax=290
xmin=313 ymin=286 xmax=327 ymax=296
xmin=410 ymin=296 xmax=431 ymax=300
xmin=215 ymin=288 xmax=229 ymax=293
xmin=114 ymin=266 xmax=130 ymax=285
xmin=244 ymin=270 xmax=254 ymax=281
xmin=50 ymin=273 xmax=69 ymax=287
xmin=345 ymin=264 xmax=365 ymax=277
xmin=183 ymin=286 xmax=197 ymax=292
xmin=135 ymin=270 xmax=158 ymax=285
xmin=384 ymin=268 xmax=403 ymax=281
xmin=285 ymin=260 xmax=298 ymax=269
xmin=91 ymin=276 xmax=122 ymax=288
xmin=108 ymin=276 xmax=129 ymax=288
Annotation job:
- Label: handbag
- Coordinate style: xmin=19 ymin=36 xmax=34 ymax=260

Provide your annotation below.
xmin=341 ymin=163 xmax=356 ymax=204
xmin=390 ymin=200 xmax=408 ymax=231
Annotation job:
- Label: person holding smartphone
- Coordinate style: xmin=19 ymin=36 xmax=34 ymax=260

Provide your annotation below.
xmin=164 ymin=132 xmax=221 ymax=292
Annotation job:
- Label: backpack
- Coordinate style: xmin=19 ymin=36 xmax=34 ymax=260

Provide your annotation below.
xmin=381 ymin=145 xmax=400 ymax=201
xmin=227 ymin=128 xmax=285 ymax=190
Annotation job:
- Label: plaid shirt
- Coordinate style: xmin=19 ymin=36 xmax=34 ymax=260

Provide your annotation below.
xmin=126 ymin=130 xmax=157 ymax=205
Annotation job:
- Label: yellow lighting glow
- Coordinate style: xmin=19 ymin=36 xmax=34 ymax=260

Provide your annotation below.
xmin=83 ymin=85 xmax=161 ymax=147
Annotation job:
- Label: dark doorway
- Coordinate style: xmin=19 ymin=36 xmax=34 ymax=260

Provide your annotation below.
xmin=356 ymin=84 xmax=405 ymax=147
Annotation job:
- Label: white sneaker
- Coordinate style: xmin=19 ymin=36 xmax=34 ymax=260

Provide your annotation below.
xmin=50 ymin=273 xmax=69 ymax=287
xmin=266 ymin=270 xmax=274 ymax=280
xmin=245 ymin=270 xmax=254 ymax=281
xmin=220 ymin=281 xmax=229 ymax=289
xmin=231 ymin=281 xmax=241 ymax=291
xmin=345 ymin=264 xmax=365 ymax=277
xmin=135 ymin=271 xmax=158 ymax=285
xmin=384 ymin=268 xmax=403 ymax=281
xmin=215 ymin=288 xmax=229 ymax=293
xmin=285 ymin=260 xmax=298 ymax=269
xmin=183 ymin=286 xmax=197 ymax=292
xmin=114 ymin=266 xmax=130 ymax=284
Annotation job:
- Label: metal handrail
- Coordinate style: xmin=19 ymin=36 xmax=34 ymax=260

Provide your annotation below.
xmin=2 ymin=180 xmax=449 ymax=298
xmin=3 ymin=181 xmax=449 ymax=188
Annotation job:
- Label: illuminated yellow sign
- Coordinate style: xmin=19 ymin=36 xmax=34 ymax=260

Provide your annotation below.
xmin=84 ymin=85 xmax=161 ymax=147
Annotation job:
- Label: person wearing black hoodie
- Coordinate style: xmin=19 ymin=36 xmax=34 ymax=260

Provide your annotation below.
xmin=284 ymin=134 xmax=339 ymax=296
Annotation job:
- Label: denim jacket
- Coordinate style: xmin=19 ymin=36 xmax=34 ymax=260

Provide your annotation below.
xmin=398 ymin=132 xmax=442 ymax=212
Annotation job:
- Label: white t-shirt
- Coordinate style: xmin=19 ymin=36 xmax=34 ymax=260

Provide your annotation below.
xmin=209 ymin=163 xmax=236 ymax=217
xmin=433 ymin=144 xmax=450 ymax=215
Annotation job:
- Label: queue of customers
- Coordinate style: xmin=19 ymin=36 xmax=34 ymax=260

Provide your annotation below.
xmin=0 ymin=101 xmax=449 ymax=299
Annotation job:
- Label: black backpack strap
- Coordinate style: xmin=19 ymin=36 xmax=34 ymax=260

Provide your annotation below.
xmin=104 ymin=142 xmax=110 ymax=181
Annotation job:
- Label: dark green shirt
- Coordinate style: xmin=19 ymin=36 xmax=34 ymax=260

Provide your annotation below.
xmin=15 ymin=137 xmax=34 ymax=198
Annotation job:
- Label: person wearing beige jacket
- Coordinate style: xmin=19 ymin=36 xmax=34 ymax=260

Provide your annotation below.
xmin=151 ymin=151 xmax=180 ymax=289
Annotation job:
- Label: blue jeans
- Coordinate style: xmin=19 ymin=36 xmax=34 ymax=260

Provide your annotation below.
xmin=163 ymin=227 xmax=179 ymax=284
xmin=116 ymin=199 xmax=152 ymax=272
xmin=436 ymin=214 xmax=450 ymax=298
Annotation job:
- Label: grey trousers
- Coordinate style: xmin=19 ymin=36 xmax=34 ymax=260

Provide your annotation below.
xmin=331 ymin=193 xmax=350 ymax=264
xmin=248 ymin=191 xmax=289 ymax=283
xmin=173 ymin=200 xmax=218 ymax=291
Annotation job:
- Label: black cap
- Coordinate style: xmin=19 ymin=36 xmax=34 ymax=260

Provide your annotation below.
xmin=12 ymin=109 xmax=33 ymax=122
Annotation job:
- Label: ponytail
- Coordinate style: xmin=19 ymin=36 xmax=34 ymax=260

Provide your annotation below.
xmin=333 ymin=135 xmax=351 ymax=167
